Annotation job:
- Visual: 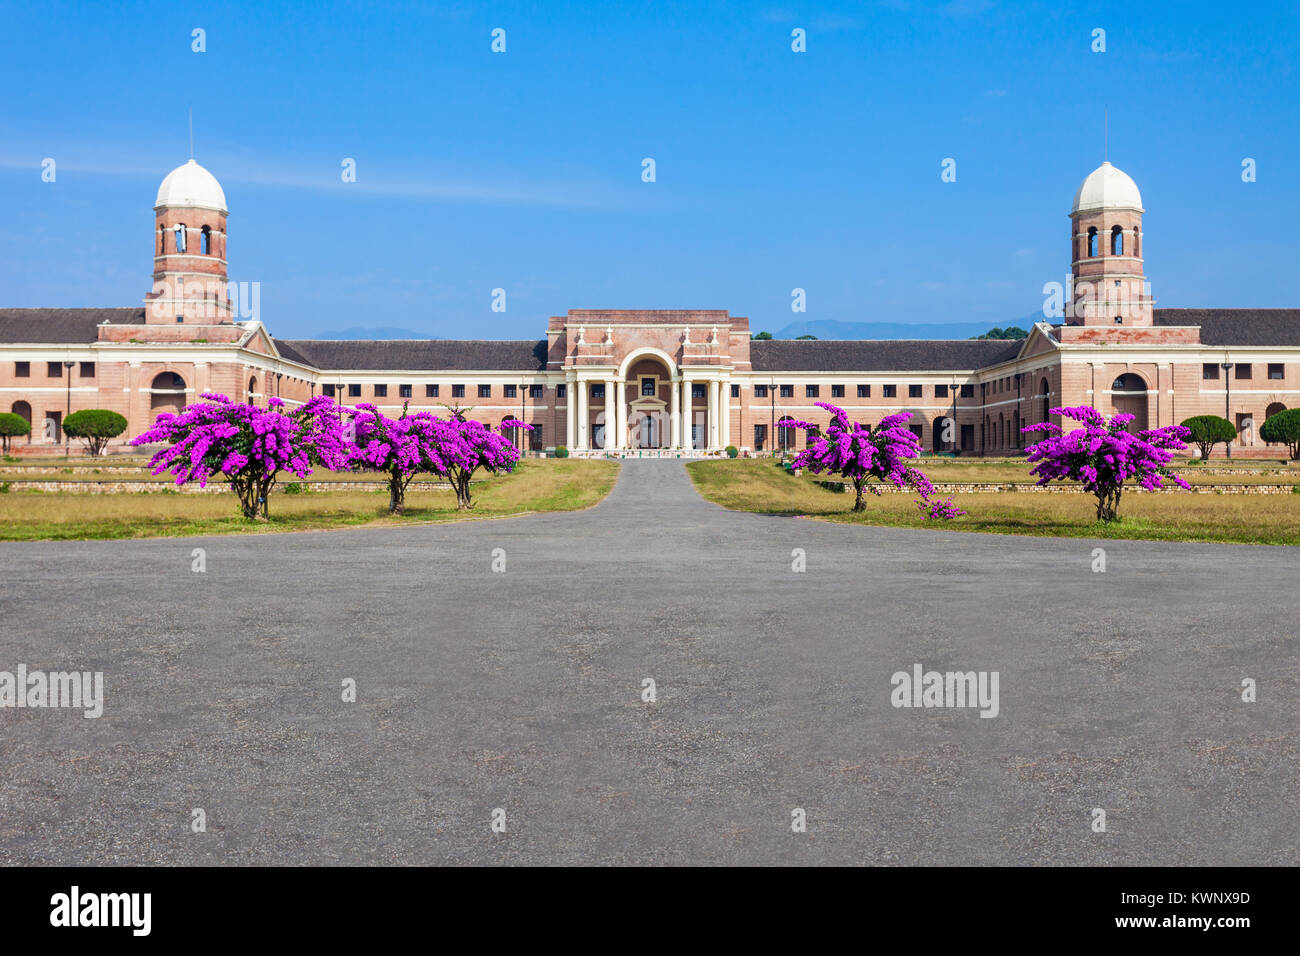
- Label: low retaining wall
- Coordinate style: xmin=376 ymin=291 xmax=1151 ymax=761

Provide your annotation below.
xmin=812 ymin=480 xmax=1298 ymax=496
xmin=0 ymin=479 xmax=457 ymax=494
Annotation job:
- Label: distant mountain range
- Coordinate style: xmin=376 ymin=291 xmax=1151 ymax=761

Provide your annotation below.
xmin=770 ymin=315 xmax=1042 ymax=341
xmin=305 ymin=326 xmax=442 ymax=340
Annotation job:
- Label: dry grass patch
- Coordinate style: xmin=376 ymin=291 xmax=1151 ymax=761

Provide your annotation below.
xmin=0 ymin=458 xmax=619 ymax=541
xmin=687 ymin=459 xmax=1300 ymax=545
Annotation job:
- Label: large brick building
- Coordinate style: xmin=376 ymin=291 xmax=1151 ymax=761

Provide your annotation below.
xmin=2 ymin=160 xmax=1298 ymax=457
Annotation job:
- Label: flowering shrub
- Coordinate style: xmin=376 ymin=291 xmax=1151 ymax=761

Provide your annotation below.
xmin=441 ymin=416 xmax=531 ymax=510
xmin=131 ymin=393 xmax=353 ymax=519
xmin=348 ymin=402 xmax=456 ymax=514
xmin=790 ymin=403 xmax=947 ymax=516
xmin=1022 ymin=405 xmax=1190 ymax=522
xmin=919 ymin=496 xmax=966 ymax=520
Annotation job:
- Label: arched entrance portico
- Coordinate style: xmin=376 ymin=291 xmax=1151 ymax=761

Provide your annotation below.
xmin=1111 ymin=373 xmax=1149 ymax=432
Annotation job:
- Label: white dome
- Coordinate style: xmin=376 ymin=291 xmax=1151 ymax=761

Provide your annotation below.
xmin=1071 ymin=162 xmax=1142 ymax=215
xmin=155 ymin=159 xmax=227 ymax=213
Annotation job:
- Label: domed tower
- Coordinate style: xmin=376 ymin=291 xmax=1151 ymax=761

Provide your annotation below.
xmin=146 ymin=160 xmax=232 ymax=324
xmin=1068 ymin=162 xmax=1153 ymax=326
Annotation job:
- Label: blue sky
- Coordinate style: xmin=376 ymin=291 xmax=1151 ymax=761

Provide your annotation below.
xmin=1 ymin=0 xmax=1297 ymax=339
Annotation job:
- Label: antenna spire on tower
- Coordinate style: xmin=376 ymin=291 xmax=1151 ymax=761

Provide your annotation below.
xmin=1104 ymin=108 xmax=1108 ymax=163
xmin=189 ymin=107 xmax=194 ymax=160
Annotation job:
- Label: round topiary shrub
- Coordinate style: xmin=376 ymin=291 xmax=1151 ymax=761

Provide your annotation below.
xmin=1179 ymin=414 xmax=1236 ymax=461
xmin=725 ymin=445 xmax=738 ymax=458
xmin=1260 ymin=407 xmax=1300 ymax=460
xmin=554 ymin=445 xmax=569 ymax=458
xmin=0 ymin=412 xmax=30 ymax=454
xmin=63 ymin=409 xmax=128 ymax=456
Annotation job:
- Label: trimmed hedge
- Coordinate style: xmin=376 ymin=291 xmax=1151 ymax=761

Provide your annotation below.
xmin=63 ymin=409 xmax=128 ymax=456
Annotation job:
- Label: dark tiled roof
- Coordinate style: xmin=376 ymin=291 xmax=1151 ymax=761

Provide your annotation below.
xmin=749 ymin=338 xmax=1024 ymax=372
xmin=0 ymin=308 xmax=144 ymax=343
xmin=274 ymin=339 xmax=549 ymax=371
xmin=1154 ymin=309 xmax=1300 ymax=346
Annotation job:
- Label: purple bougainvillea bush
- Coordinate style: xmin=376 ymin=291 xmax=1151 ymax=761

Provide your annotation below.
xmin=131 ymin=393 xmax=353 ymax=519
xmin=348 ymin=402 xmax=457 ymax=514
xmin=1022 ymin=405 xmax=1191 ymax=522
xmin=791 ymin=403 xmax=949 ymax=516
xmin=440 ymin=416 xmax=531 ymax=510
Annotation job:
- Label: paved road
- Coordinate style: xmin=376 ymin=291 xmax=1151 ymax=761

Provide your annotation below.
xmin=0 ymin=461 xmax=1296 ymax=865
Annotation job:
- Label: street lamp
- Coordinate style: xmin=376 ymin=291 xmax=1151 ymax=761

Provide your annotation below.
xmin=62 ymin=358 xmax=75 ymax=456
xmin=1221 ymin=360 xmax=1234 ymax=459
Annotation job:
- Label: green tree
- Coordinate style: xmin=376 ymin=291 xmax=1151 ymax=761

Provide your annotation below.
xmin=795 ymin=334 xmax=818 ymax=340
xmin=63 ymin=409 xmax=128 ymax=456
xmin=971 ymin=326 xmax=1029 ymax=340
xmin=1259 ymin=407 xmax=1300 ymax=460
xmin=751 ymin=331 xmax=773 ymax=340
xmin=1179 ymin=414 xmax=1236 ymax=461
xmin=0 ymin=412 xmax=30 ymax=453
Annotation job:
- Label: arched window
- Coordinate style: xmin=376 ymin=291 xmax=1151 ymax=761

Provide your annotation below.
xmin=201 ymin=226 xmax=211 ymax=255
xmin=1133 ymin=225 xmax=1140 ymax=257
xmin=1012 ymin=410 xmax=1020 ymax=448
xmin=1087 ymin=227 xmax=1098 ymax=258
xmin=159 ymin=228 xmax=166 ymax=255
xmin=173 ymin=224 xmax=187 ymax=254
xmin=1264 ymin=403 xmax=1287 ymax=440
xmin=10 ymin=401 xmax=31 ymax=446
xmin=248 ymin=376 xmax=258 ymax=404
xmin=1111 ymin=225 xmax=1124 ymax=255
xmin=1039 ymin=378 xmax=1050 ymax=425
xmin=1112 ymin=373 xmax=1146 ymax=392
xmin=150 ymin=372 xmax=187 ymax=417
xmin=777 ymin=416 xmax=797 ymax=451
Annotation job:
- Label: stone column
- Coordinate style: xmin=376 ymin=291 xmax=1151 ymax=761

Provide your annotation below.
xmin=708 ymin=380 xmax=719 ymax=450
xmin=669 ymin=377 xmax=681 ymax=450
xmin=681 ymin=378 xmax=693 ymax=449
xmin=576 ymin=377 xmax=589 ymax=451
xmin=720 ymin=380 xmax=730 ymax=449
xmin=615 ymin=379 xmax=628 ymax=450
xmin=565 ymin=372 xmax=577 ymax=449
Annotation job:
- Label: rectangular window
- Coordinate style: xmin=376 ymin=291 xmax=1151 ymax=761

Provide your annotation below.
xmin=591 ymin=383 xmax=605 ymax=399
xmin=322 ymin=383 xmax=336 ymax=397
xmin=692 ymin=384 xmax=707 ymax=399
xmin=348 ymin=384 xmax=362 ymax=398
xmin=530 ymin=384 xmax=544 ymax=399
xmin=48 ymin=361 xmax=62 ymax=378
xmin=730 ymin=384 xmax=740 ymax=398
xmin=15 ymin=361 xmax=29 ymax=377
xmin=883 ymin=384 xmax=897 ymax=398
xmin=754 ymin=423 xmax=768 ymax=451
xmin=556 ymin=384 xmax=566 ymax=399
xmin=504 ymin=384 xmax=517 ymax=399
xmin=779 ymin=384 xmax=793 ymax=398
xmin=831 ymin=384 xmax=844 ymax=398
xmin=478 ymin=384 xmax=492 ymax=398
xmin=642 ymin=377 xmax=656 ymax=397
xmin=805 ymin=385 xmax=820 ymax=398
xmin=529 ymin=424 xmax=543 ymax=452
xmin=857 ymin=384 xmax=870 ymax=398
xmin=452 ymin=384 xmax=465 ymax=398
xmin=960 ymin=423 xmax=974 ymax=450
xmin=1235 ymin=364 xmax=1252 ymax=380
xmin=1268 ymin=363 xmax=1284 ymax=380
xmin=959 ymin=384 xmax=974 ymax=398
xmin=425 ymin=384 xmax=439 ymax=398
xmin=935 ymin=384 xmax=948 ymax=398
xmin=1202 ymin=363 xmax=1219 ymax=380
xmin=373 ymin=384 xmax=388 ymax=397
xmin=908 ymin=384 xmax=923 ymax=398
xmin=80 ymin=362 xmax=95 ymax=378
xmin=754 ymin=384 xmax=769 ymax=398
xmin=399 ymin=384 xmax=412 ymax=398
xmin=909 ymin=424 xmax=923 ymax=441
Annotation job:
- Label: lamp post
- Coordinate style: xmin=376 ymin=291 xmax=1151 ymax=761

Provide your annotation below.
xmin=1221 ymin=360 xmax=1234 ymax=459
xmin=62 ymin=358 xmax=75 ymax=456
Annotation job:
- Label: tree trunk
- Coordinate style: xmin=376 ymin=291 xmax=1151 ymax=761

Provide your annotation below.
xmin=388 ymin=471 xmax=405 ymax=514
xmin=852 ymin=478 xmax=866 ymax=512
xmin=1095 ymin=483 xmax=1122 ymax=522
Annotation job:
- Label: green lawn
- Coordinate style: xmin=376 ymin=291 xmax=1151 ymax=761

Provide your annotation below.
xmin=0 ymin=459 xmax=620 ymax=541
xmin=686 ymin=459 xmax=1300 ymax=546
